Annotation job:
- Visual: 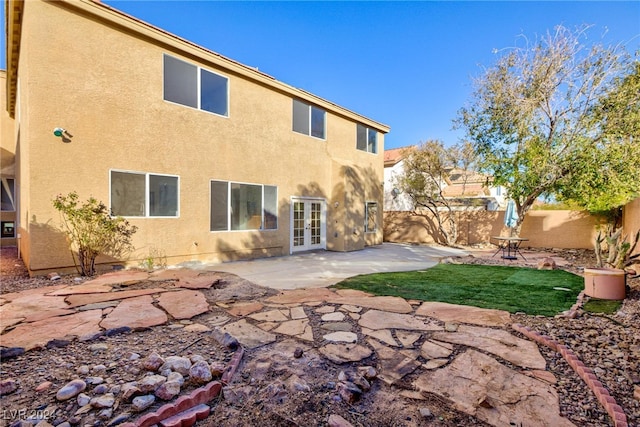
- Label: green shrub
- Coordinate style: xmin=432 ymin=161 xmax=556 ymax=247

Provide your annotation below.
xmin=53 ymin=192 xmax=138 ymax=276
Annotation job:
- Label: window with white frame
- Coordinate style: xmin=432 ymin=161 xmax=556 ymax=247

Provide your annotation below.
xmin=356 ymin=124 xmax=377 ymax=154
xmin=292 ymin=99 xmax=326 ymax=139
xmin=163 ymin=54 xmax=229 ymax=116
xmin=210 ymin=181 xmax=278 ymax=231
xmin=365 ymin=201 xmax=378 ymax=232
xmin=110 ymin=171 xmax=179 ymax=217
xmin=1 ymin=178 xmax=15 ymax=211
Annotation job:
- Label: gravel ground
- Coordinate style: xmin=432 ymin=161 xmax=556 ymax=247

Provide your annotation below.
xmin=1 ymin=246 xmax=639 ymax=426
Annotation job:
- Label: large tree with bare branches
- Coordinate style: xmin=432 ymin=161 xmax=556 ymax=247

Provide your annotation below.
xmin=456 ymin=25 xmax=636 ymax=233
xmin=394 ymin=140 xmax=478 ymax=246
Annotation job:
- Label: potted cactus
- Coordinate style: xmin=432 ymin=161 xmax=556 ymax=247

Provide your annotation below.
xmin=584 ymin=227 xmax=639 ymax=300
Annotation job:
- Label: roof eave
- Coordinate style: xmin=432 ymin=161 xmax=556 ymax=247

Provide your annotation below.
xmin=6 ymin=0 xmax=24 ymax=118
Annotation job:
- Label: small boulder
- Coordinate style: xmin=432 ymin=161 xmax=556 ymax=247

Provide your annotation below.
xmin=97 ymin=408 xmax=113 ymax=420
xmin=336 ymin=381 xmax=363 ymax=404
xmin=121 ymin=383 xmax=141 ymax=401
xmin=338 ymin=371 xmax=370 ymax=392
xmin=210 ymin=362 xmax=226 ymax=378
xmin=132 ymin=395 xmax=155 ymax=412
xmin=0 ymin=378 xmax=18 ymax=396
xmin=35 ymin=381 xmax=53 ymax=393
xmin=77 ymin=393 xmax=91 ymax=407
xmin=189 ymin=360 xmax=212 ymax=384
xmin=419 ymin=408 xmax=433 ymax=418
xmin=142 ymin=352 xmax=164 ymax=371
xmin=138 ymin=375 xmax=166 ymax=393
xmin=90 ymin=393 xmax=115 ymax=409
xmin=537 ymin=257 xmax=557 ymax=270
xmin=357 ymin=366 xmax=377 ymax=380
xmin=155 ymin=381 xmax=181 ymax=400
xmin=160 ymin=356 xmax=192 ymax=375
xmin=167 ymin=371 xmax=185 ymax=386
xmin=56 ymin=379 xmax=87 ymax=401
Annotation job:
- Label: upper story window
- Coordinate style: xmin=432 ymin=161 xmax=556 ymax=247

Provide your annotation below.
xmin=1 ymin=178 xmax=15 ymax=211
xmin=293 ymin=100 xmax=326 ymax=139
xmin=356 ymin=124 xmax=377 ymax=154
xmin=163 ymin=54 xmax=229 ymax=117
xmin=111 ymin=170 xmax=179 ymax=217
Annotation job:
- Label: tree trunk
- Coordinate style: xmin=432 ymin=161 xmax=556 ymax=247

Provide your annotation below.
xmin=78 ymin=247 xmax=97 ymax=276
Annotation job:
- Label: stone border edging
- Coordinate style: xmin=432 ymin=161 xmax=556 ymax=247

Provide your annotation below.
xmin=511 ymin=323 xmax=628 ymax=427
xmin=119 ymin=346 xmax=245 ymax=427
xmin=559 ymin=290 xmax=587 ymax=319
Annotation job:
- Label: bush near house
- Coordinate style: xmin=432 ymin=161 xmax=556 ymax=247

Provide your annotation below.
xmin=53 ymin=192 xmax=138 ymax=276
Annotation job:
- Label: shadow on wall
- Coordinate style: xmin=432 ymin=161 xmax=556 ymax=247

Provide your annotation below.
xmin=210 ymin=181 xmax=330 ymax=263
xmin=27 ymin=215 xmax=126 ymax=276
xmin=384 ymin=209 xmax=599 ymax=249
xmin=208 ymin=163 xmax=384 ymax=262
xmin=337 ymin=164 xmax=383 ymax=250
xmin=383 ymin=211 xmax=440 ymax=244
xmin=456 ymin=211 xmax=502 ymax=245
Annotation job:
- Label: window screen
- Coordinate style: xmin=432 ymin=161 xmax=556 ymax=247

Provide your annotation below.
xmin=163 ymin=55 xmax=198 ymax=109
xmin=201 ymin=68 xmax=228 ymax=116
xmin=210 ymin=181 xmax=229 ymax=231
xmin=111 ymin=171 xmax=146 ymax=216
xmin=293 ymin=100 xmax=310 ymax=135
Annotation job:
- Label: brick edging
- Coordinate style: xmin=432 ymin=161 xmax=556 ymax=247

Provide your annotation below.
xmin=558 ymin=291 xmax=587 ymax=319
xmin=120 ymin=345 xmax=245 ymax=427
xmin=511 ymin=323 xmax=628 ymax=427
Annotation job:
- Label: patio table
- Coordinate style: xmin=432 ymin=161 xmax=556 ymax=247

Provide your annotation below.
xmin=491 ymin=236 xmax=529 ymax=261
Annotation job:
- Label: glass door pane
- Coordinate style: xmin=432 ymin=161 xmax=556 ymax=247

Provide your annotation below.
xmin=293 ymin=201 xmax=305 ymax=247
xmin=310 ymin=202 xmax=321 ymax=245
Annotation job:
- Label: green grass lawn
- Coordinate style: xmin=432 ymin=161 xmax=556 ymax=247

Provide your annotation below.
xmin=332 ymin=264 xmax=585 ymax=316
xmin=583 ymin=299 xmax=622 ymax=314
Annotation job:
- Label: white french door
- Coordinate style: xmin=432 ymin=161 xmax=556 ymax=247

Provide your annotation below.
xmin=291 ymin=198 xmax=326 ymax=252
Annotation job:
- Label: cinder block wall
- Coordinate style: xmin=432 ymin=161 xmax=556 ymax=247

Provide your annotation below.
xmin=384 ymin=209 xmax=600 ymax=249
xmin=622 ymin=198 xmax=640 ymax=256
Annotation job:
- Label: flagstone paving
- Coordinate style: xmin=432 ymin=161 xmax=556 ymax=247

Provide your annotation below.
xmin=414 ymin=349 xmax=575 ymax=427
xmin=0 ymin=268 xmax=580 ymax=426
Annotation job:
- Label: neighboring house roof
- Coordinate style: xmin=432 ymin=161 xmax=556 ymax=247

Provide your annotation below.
xmin=4 ymin=0 xmax=390 ymax=134
xmin=383 ymin=149 xmax=492 ymax=197
xmin=383 ymin=146 xmax=414 ymax=167
xmin=442 ymin=168 xmax=490 ymax=197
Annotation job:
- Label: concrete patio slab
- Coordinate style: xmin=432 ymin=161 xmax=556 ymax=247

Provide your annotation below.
xmin=200 ymin=243 xmax=467 ymax=290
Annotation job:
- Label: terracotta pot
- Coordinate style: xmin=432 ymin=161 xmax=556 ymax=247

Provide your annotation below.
xmin=583 ymin=268 xmax=626 ymax=300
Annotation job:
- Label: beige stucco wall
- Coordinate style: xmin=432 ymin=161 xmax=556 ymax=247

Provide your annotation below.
xmin=12 ymin=0 xmax=386 ymax=274
xmin=0 ymin=71 xmax=17 ymax=247
xmin=384 ymin=210 xmax=599 ymax=249
xmin=623 ymin=198 xmax=640 ymax=256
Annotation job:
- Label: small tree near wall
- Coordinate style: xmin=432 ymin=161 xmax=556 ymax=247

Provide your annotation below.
xmin=53 ymin=192 xmax=138 ymax=276
xmin=394 ymin=140 xmax=478 ymax=246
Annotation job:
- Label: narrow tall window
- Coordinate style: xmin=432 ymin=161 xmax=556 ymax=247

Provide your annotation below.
xmin=365 ymin=202 xmax=378 ymax=232
xmin=356 ymin=124 xmax=377 ymax=154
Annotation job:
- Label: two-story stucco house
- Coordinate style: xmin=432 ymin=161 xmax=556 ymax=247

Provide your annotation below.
xmin=2 ymin=0 xmax=389 ymax=276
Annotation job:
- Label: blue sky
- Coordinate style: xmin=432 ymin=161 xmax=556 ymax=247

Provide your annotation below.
xmin=2 ymin=1 xmax=639 ymax=149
